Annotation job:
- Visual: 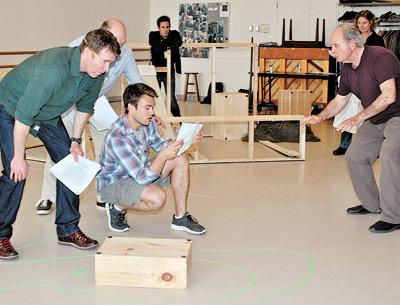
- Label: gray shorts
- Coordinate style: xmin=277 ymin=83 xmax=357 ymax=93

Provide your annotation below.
xmin=100 ymin=176 xmax=170 ymax=206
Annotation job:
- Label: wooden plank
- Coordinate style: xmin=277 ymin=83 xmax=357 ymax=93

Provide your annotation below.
xmin=163 ymin=115 xmax=304 ymax=123
xmin=128 ymin=42 xmax=257 ymax=49
xmin=190 ymin=156 xmax=305 ymax=164
xmin=213 ymin=93 xmax=248 ymax=140
xmin=259 ymin=140 xmax=301 ymax=158
xmin=259 ymin=47 xmax=330 ymax=60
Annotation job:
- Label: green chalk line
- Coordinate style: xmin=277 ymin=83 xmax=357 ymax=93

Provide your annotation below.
xmin=0 ymin=236 xmax=314 ymax=305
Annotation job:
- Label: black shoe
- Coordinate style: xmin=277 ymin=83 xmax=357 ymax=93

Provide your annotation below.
xmin=333 ymin=147 xmax=347 ymax=156
xmin=171 ymin=212 xmax=206 ymax=235
xmin=346 ymin=205 xmax=381 ymax=215
xmin=36 ymin=199 xmax=53 ymax=215
xmin=105 ymin=203 xmax=130 ymax=233
xmin=96 ymin=201 xmax=106 ymax=210
xmin=369 ymin=221 xmax=400 ymax=233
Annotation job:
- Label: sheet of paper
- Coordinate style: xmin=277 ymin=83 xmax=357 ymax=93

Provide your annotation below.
xmin=50 ymin=154 xmax=101 ymax=195
xmin=176 ymin=123 xmax=203 ymax=156
xmin=89 ymin=95 xmax=118 ymax=131
xmin=333 ymin=94 xmax=363 ymax=134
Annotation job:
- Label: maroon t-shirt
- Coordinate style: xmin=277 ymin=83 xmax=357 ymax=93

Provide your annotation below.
xmin=338 ymin=46 xmax=400 ymax=124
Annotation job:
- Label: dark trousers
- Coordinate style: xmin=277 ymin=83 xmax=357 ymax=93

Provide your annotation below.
xmin=0 ymin=105 xmax=80 ymax=239
xmin=339 ymin=131 xmax=353 ymax=149
xmin=156 ymin=71 xmax=181 ymax=117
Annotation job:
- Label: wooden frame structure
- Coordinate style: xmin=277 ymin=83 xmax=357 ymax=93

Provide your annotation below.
xmin=163 ymin=115 xmax=306 ymax=163
xmin=126 ymin=42 xmax=307 ymax=163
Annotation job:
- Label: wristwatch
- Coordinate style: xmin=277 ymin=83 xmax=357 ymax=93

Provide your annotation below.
xmin=71 ymin=137 xmax=82 ymax=145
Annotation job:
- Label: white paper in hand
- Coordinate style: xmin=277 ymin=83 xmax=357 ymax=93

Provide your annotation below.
xmin=176 ymin=123 xmax=203 ymax=156
xmin=89 ymin=95 xmax=118 ymax=131
xmin=50 ymin=154 xmax=101 ymax=195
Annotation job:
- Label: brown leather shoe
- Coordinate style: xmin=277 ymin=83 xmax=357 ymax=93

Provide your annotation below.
xmin=0 ymin=239 xmax=19 ymax=260
xmin=58 ymin=230 xmax=99 ymax=250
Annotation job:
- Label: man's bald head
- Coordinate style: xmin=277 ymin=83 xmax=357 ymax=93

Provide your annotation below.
xmin=101 ymin=18 xmax=127 ymax=46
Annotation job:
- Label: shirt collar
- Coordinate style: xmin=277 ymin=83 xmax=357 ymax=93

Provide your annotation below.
xmin=70 ymin=47 xmax=82 ymax=77
xmin=122 ymin=115 xmax=140 ymax=136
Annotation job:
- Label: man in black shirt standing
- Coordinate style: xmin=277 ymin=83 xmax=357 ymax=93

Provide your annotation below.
xmin=149 ymin=15 xmax=182 ymax=117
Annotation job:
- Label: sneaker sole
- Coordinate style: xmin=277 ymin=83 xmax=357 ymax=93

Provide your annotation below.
xmin=347 ymin=210 xmax=381 ymax=215
xmin=170 ymin=224 xmax=207 ymax=235
xmin=0 ymin=254 xmax=19 ymax=260
xmin=58 ymin=241 xmax=99 ymax=250
xmin=105 ymin=205 xmax=130 ymax=233
xmin=36 ymin=210 xmax=52 ymax=215
xmin=96 ymin=205 xmax=106 ymax=211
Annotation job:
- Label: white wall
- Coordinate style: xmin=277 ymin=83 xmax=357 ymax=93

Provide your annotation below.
xmin=150 ymin=0 xmax=338 ymax=97
xmin=1 ymin=0 xmax=340 ymax=97
xmin=0 ymin=0 xmax=150 ymax=53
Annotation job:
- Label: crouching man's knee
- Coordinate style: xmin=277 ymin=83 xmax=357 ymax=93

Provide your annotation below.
xmin=141 ymin=185 xmax=166 ymax=210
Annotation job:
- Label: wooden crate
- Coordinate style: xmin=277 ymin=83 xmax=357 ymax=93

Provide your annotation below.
xmin=95 ymin=236 xmax=192 ymax=289
xmin=212 ymin=92 xmax=248 ymax=140
xmin=278 ymin=90 xmax=312 ymax=115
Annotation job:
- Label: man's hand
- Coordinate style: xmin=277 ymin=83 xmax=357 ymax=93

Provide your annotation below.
xmin=160 ymin=140 xmax=184 ymax=160
xmin=336 ymin=115 xmax=363 ymax=132
xmin=153 ymin=115 xmax=165 ymax=129
xmin=10 ymin=157 xmax=29 ymax=183
xmin=303 ymin=115 xmax=322 ymax=126
xmin=70 ymin=142 xmax=84 ymax=161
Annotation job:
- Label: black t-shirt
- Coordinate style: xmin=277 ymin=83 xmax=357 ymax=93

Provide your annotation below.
xmin=366 ymin=31 xmax=385 ymax=48
xmin=338 ymin=46 xmax=400 ymax=124
xmin=148 ymin=30 xmax=182 ymax=74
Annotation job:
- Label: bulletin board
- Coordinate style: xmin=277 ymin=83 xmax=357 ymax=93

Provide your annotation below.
xmin=179 ymin=2 xmax=230 ymax=58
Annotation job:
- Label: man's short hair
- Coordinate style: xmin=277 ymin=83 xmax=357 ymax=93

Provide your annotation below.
xmin=123 ymin=83 xmax=158 ymax=113
xmin=157 ymin=15 xmax=171 ymax=27
xmin=80 ymin=29 xmax=121 ymax=56
xmin=338 ymin=23 xmax=365 ymax=48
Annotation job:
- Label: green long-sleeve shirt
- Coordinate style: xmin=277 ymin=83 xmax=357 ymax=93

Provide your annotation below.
xmin=0 ymin=46 xmax=104 ymax=135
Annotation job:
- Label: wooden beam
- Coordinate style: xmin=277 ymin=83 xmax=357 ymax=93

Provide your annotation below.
xmin=162 ymin=115 xmax=304 ymax=123
xmin=259 ymin=141 xmax=301 ymax=158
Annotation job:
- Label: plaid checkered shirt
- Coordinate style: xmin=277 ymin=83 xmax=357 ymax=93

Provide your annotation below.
xmin=97 ymin=115 xmax=168 ymax=191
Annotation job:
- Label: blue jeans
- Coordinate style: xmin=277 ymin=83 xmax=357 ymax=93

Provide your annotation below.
xmin=0 ymin=105 xmax=80 ymax=239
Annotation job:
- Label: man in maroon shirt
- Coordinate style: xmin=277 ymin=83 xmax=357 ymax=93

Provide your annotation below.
xmin=305 ymin=23 xmax=400 ymax=233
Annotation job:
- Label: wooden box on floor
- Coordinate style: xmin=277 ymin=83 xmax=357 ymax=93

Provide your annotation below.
xmin=95 ymin=236 xmax=192 ymax=289
xmin=212 ymin=92 xmax=248 ymax=140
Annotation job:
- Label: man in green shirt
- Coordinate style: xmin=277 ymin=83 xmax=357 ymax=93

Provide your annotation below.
xmin=0 ymin=29 xmax=120 ymax=260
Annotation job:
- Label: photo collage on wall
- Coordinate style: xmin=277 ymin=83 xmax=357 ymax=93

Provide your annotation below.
xmin=179 ymin=2 xmax=230 ymax=58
